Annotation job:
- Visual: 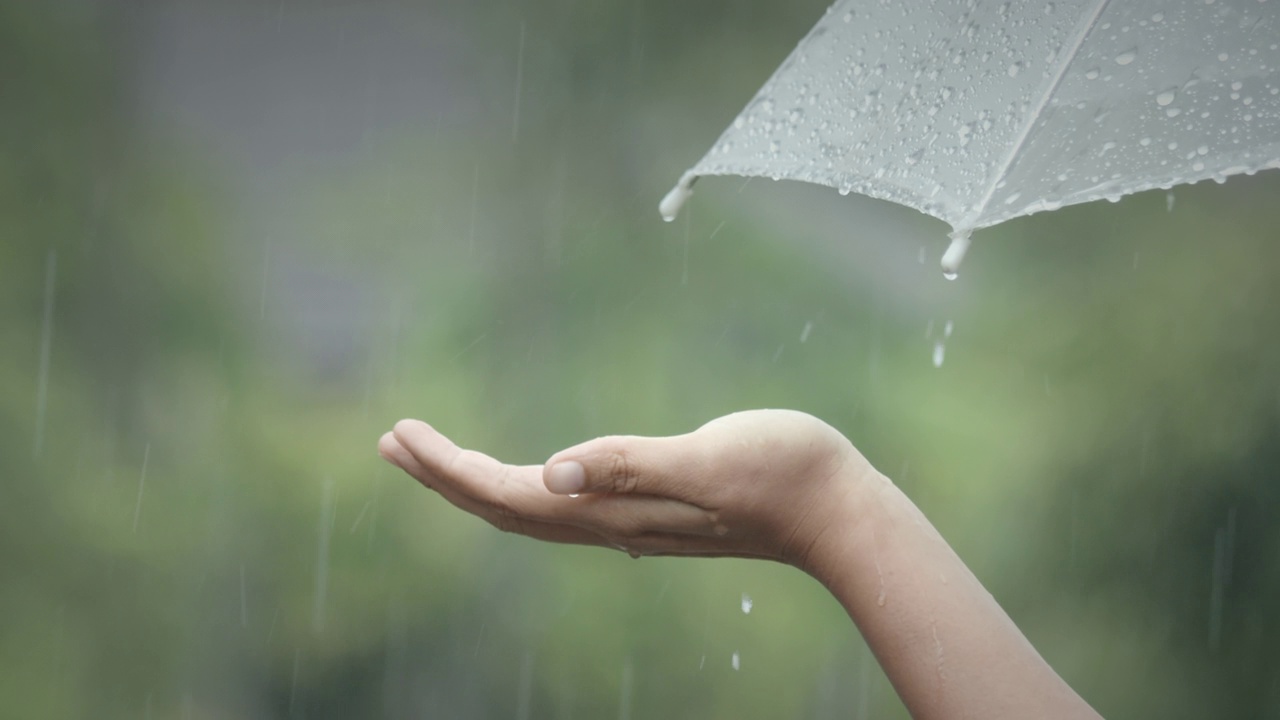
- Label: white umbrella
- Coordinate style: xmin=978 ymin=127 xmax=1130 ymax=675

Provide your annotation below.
xmin=661 ymin=0 xmax=1280 ymax=277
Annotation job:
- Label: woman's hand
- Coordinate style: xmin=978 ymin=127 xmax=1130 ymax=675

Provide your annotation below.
xmin=378 ymin=409 xmax=879 ymax=571
xmin=380 ymin=410 xmax=1104 ymax=719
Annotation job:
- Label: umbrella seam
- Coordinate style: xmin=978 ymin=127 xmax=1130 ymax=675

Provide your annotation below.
xmin=963 ymin=0 xmax=1113 ymax=230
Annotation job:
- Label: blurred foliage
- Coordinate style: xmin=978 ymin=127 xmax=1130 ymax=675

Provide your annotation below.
xmin=3 ymin=1 xmax=1280 ymax=719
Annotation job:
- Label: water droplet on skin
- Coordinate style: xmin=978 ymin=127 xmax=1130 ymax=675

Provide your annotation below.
xmin=876 ymin=589 xmax=887 ymax=607
xmin=741 ymin=594 xmax=753 ymax=614
xmin=568 ymin=493 xmax=580 ymax=498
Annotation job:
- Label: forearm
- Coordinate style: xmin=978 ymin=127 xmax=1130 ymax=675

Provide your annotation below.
xmin=804 ymin=467 xmax=1102 ymax=720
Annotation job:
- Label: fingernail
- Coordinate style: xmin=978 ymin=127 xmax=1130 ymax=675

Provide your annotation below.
xmin=546 ymin=461 xmax=585 ymax=494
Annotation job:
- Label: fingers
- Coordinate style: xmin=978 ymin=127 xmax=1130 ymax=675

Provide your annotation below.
xmin=380 ymin=431 xmax=610 ymax=547
xmin=385 ymin=421 xmax=721 ymax=541
xmin=543 ymin=433 xmax=705 ymax=499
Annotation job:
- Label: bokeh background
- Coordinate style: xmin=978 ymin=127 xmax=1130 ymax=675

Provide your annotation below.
xmin=4 ymin=1 xmax=1280 ymax=718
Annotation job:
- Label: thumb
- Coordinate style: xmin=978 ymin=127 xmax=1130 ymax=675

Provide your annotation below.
xmin=543 ymin=434 xmax=692 ymax=496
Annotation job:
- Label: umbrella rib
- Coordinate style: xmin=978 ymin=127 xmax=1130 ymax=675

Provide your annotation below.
xmin=963 ymin=0 xmax=1113 ymax=230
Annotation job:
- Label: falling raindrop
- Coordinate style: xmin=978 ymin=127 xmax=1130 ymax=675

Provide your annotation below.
xmin=741 ymin=594 xmax=753 ymax=614
xmin=33 ymin=249 xmax=56 ymax=458
xmin=1209 ymin=528 xmax=1228 ymax=651
xmin=932 ymin=342 xmax=946 ymax=368
xmin=468 ymin=165 xmax=479 ymax=255
xmin=131 ymin=443 xmax=150 ymax=533
xmin=516 ymin=652 xmax=534 ymax=720
xmin=619 ymin=660 xmax=634 ymax=720
xmin=1166 ymin=191 xmax=1176 ymax=212
xmin=731 ymin=652 xmax=741 ymax=671
xmin=799 ymin=321 xmax=814 ymax=343
xmin=313 ymin=476 xmax=336 ymax=633
xmin=512 ymin=22 xmax=526 ymax=143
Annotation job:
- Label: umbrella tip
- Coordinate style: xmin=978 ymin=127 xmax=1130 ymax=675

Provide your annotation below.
xmin=659 ymin=173 xmax=697 ymax=222
xmin=941 ymin=230 xmax=972 ymax=281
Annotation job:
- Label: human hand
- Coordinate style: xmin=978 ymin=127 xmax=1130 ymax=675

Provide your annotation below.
xmin=377 ymin=409 xmax=879 ymax=572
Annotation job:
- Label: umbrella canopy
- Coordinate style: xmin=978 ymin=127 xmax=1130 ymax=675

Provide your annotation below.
xmin=661 ymin=0 xmax=1280 ymax=277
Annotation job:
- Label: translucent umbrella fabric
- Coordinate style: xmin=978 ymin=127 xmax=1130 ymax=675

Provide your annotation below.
xmin=661 ymin=0 xmax=1280 ymax=275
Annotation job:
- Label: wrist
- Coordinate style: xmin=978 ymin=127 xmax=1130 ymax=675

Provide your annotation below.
xmin=787 ymin=448 xmax=889 ymax=585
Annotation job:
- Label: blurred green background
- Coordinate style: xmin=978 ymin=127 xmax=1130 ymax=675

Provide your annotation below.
xmin=4 ymin=1 xmax=1280 ymax=718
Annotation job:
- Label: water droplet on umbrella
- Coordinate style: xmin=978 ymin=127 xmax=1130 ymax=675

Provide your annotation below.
xmin=1156 ymin=90 xmax=1177 ymax=106
xmin=940 ymin=231 xmax=971 ymax=279
xmin=659 ymin=174 xmax=696 ymax=222
xmin=1114 ymin=49 xmax=1137 ymax=65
